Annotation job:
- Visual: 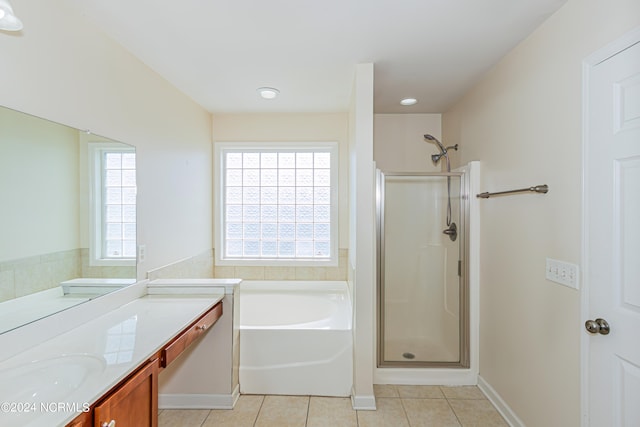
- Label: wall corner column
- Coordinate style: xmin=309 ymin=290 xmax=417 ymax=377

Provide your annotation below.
xmin=349 ymin=63 xmax=376 ymax=410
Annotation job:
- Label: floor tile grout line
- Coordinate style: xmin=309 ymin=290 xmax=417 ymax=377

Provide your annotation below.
xmin=198 ymin=409 xmax=213 ymax=427
xmin=444 ymin=397 xmax=464 ymax=427
xmin=252 ymin=394 xmax=266 ymax=427
xmin=386 ymin=384 xmax=412 ymax=427
xmin=399 ymin=398 xmax=417 ymax=427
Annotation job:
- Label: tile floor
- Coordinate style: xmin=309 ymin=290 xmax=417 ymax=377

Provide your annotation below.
xmin=158 ymin=385 xmax=508 ymax=427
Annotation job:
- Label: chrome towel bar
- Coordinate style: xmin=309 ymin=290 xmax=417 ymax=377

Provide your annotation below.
xmin=476 ymin=184 xmax=548 ymax=199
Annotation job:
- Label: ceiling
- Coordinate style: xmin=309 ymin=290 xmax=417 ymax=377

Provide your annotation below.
xmin=62 ymin=0 xmax=566 ymax=114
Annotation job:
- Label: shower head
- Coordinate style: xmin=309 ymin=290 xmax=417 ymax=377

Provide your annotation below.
xmin=424 ymin=134 xmax=446 ymax=154
xmin=425 ymin=134 xmax=459 ymax=165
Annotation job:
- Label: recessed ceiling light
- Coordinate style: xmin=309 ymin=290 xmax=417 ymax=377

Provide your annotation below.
xmin=400 ymin=98 xmax=417 ymax=106
xmin=257 ymin=87 xmax=280 ymax=99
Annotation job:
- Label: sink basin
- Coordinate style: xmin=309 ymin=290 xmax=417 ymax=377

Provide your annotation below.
xmin=0 ymin=354 xmax=105 ymax=426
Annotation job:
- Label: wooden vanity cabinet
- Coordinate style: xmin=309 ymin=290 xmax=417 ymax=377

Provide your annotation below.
xmin=63 ymin=360 xmax=159 ymax=427
xmin=93 ymin=359 xmax=159 ymax=427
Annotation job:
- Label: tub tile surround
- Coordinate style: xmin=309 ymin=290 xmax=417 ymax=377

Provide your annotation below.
xmin=158 ymin=385 xmax=507 ymax=427
xmin=147 ymin=249 xmax=216 ymax=281
xmin=213 ymin=249 xmax=349 ymax=281
xmin=146 ymin=248 xmax=348 ymax=282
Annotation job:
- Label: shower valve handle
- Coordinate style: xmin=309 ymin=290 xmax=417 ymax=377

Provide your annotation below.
xmin=442 ymin=223 xmax=458 ymax=242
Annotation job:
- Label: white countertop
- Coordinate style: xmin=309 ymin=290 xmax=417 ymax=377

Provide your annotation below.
xmin=0 ymin=292 xmax=224 ymax=427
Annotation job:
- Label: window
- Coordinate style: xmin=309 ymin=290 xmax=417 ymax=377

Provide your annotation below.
xmin=215 ymin=143 xmax=338 ymax=266
xmin=89 ymin=143 xmax=136 ymax=266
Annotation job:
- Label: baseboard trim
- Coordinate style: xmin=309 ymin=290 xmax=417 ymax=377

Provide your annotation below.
xmin=477 ymin=375 xmax=524 ymax=427
xmin=159 ymin=385 xmax=240 ymax=410
xmin=374 ymin=367 xmax=478 ymax=385
xmin=351 ymin=391 xmax=376 ymax=411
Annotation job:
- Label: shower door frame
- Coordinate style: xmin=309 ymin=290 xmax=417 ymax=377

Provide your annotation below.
xmin=376 ymin=170 xmax=470 ymax=368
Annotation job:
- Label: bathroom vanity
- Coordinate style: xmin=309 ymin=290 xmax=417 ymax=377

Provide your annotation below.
xmin=66 ymin=299 xmax=222 ymax=427
xmin=0 ymin=281 xmax=236 ymax=427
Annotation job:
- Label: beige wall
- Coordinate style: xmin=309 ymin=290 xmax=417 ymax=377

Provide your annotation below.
xmin=443 ymin=0 xmax=640 ymax=425
xmin=374 ymin=113 xmax=442 ymax=172
xmin=0 ymin=0 xmax=213 ymax=278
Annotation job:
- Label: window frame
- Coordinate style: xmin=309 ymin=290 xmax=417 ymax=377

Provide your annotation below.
xmin=88 ymin=142 xmax=136 ymax=267
xmin=214 ymin=142 xmax=339 ymax=267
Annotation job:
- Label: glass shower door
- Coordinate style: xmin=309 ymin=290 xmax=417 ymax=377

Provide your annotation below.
xmin=377 ymin=172 xmax=468 ymax=367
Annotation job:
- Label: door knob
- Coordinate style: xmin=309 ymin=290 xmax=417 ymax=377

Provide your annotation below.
xmin=585 ymin=318 xmax=610 ymax=335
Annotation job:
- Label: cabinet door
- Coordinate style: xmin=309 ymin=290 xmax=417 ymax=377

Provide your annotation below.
xmin=94 ymin=359 xmax=159 ymax=427
xmin=66 ymin=410 xmax=91 ymax=427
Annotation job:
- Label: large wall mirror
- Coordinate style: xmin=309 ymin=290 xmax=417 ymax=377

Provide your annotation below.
xmin=0 ymin=106 xmax=136 ymax=334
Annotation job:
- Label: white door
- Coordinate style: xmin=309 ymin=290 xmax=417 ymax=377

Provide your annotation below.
xmin=585 ymin=39 xmax=640 ymax=426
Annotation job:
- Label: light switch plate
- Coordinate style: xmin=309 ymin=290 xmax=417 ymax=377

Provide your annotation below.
xmin=545 ymin=258 xmax=579 ymax=289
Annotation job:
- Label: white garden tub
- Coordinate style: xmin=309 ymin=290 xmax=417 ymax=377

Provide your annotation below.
xmin=239 ymin=281 xmax=353 ymax=397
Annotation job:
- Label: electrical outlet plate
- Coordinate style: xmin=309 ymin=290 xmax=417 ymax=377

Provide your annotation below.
xmin=545 ymin=258 xmax=579 ymax=289
xmin=137 ymin=244 xmax=146 ymax=264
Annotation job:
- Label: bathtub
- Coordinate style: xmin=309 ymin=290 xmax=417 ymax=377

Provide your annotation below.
xmin=239 ymin=281 xmax=353 ymax=397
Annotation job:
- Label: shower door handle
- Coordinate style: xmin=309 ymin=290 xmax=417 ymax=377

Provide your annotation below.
xmin=585 ymin=318 xmax=610 ymax=335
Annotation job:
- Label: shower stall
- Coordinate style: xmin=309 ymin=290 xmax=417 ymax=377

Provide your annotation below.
xmin=376 ymin=170 xmax=469 ymax=368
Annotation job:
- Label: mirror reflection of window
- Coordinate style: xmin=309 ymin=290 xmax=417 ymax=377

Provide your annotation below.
xmin=103 ymin=151 xmax=136 ymax=259
xmin=89 ymin=143 xmax=136 ymax=266
xmin=103 ymin=315 xmax=138 ymax=365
